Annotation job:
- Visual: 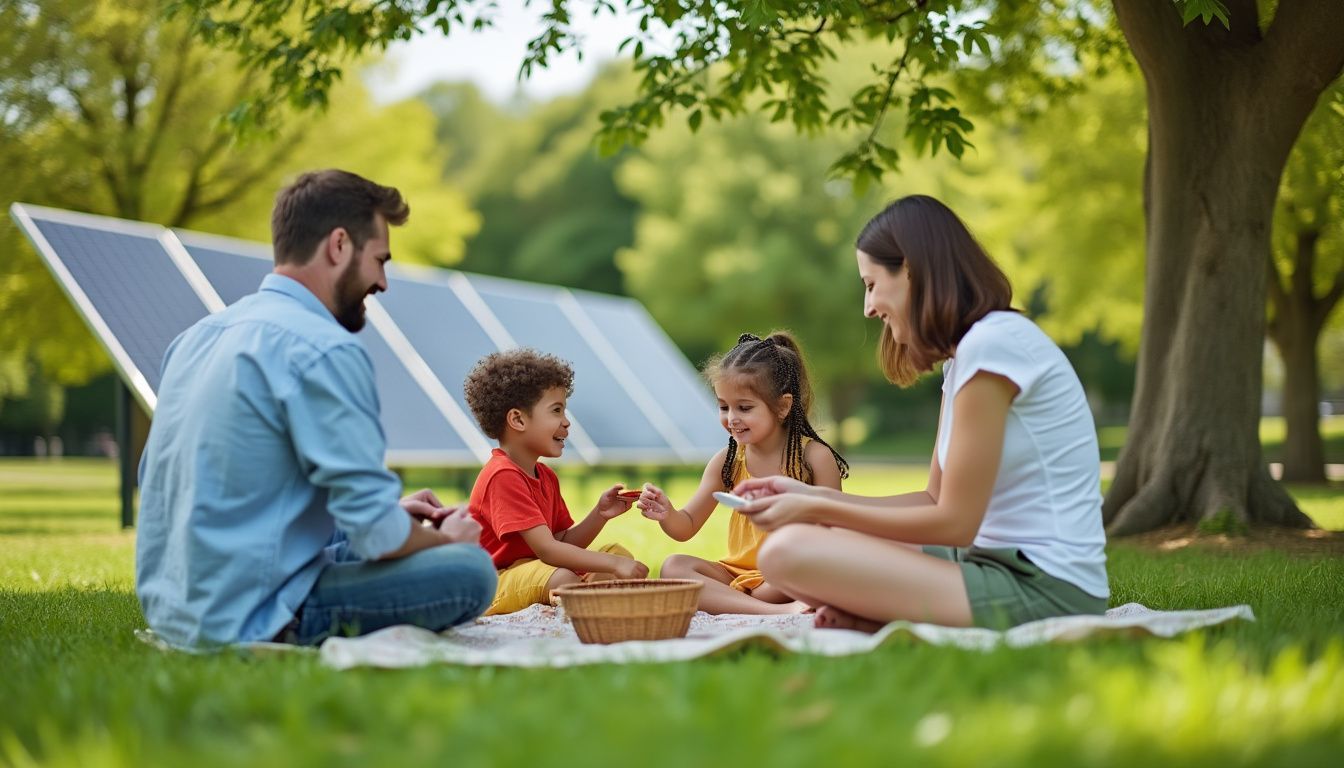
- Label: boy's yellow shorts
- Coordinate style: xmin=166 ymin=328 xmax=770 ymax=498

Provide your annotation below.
xmin=485 ymin=542 xmax=633 ymax=616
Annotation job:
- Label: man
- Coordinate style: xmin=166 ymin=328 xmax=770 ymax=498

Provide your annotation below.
xmin=136 ymin=169 xmax=495 ymax=648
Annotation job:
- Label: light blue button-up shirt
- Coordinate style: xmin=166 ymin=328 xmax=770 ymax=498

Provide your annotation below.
xmin=136 ymin=274 xmax=410 ymax=648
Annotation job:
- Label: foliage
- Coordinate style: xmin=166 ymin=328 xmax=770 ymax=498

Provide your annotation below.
xmin=1009 ymin=63 xmax=1147 ymax=354
xmin=1269 ymin=80 xmax=1344 ymax=348
xmin=173 ymin=1 xmax=1139 ymax=186
xmin=424 ymin=67 xmax=639 ymax=294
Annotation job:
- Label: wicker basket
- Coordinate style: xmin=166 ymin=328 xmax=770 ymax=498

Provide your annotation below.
xmin=553 ymin=579 xmax=703 ymax=644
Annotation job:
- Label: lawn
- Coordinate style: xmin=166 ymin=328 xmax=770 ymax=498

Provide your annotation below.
xmin=1 ymin=458 xmax=1341 ymax=767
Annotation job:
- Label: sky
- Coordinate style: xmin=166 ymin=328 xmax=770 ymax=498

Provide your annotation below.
xmin=364 ymin=0 xmax=640 ymax=105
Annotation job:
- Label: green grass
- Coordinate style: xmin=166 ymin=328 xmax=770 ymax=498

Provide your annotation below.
xmin=2 ymin=458 xmax=1342 ymax=767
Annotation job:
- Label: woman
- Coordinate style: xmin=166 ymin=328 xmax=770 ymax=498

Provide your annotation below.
xmin=736 ymin=195 xmax=1109 ymax=630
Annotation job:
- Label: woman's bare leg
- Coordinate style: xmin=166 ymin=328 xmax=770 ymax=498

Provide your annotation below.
xmin=757 ymin=524 xmax=973 ymax=630
xmin=661 ymin=554 xmax=808 ymax=615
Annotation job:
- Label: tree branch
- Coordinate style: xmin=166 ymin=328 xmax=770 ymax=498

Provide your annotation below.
xmin=1264 ymin=0 xmax=1344 ymax=97
xmin=133 ymin=29 xmax=196 ymax=187
xmin=1263 ymin=248 xmax=1284 ymax=338
xmin=1316 ymin=268 xmax=1344 ymax=332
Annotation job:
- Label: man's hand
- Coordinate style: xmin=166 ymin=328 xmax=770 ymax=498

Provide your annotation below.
xmin=401 ymin=488 xmax=449 ymax=523
xmin=611 ymin=557 xmax=650 ymax=580
xmin=433 ymin=506 xmax=482 ymax=544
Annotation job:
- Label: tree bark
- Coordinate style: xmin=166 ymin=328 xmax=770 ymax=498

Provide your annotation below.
xmin=1104 ymin=0 xmax=1344 ymax=535
xmin=1268 ymin=230 xmax=1329 ymax=483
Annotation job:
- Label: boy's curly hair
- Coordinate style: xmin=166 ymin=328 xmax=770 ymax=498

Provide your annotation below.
xmin=463 ymin=349 xmax=575 ymax=439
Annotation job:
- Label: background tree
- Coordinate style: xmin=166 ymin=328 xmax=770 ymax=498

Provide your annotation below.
xmin=423 ymin=67 xmax=639 ymax=294
xmin=1267 ymin=80 xmax=1344 ymax=483
xmin=178 ymin=0 xmax=1344 ymax=533
xmin=0 ymin=0 xmax=476 ymax=442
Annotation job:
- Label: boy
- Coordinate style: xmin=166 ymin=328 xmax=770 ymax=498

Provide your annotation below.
xmin=463 ymin=348 xmax=648 ymax=615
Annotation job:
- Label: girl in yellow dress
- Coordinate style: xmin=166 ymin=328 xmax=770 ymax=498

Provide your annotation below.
xmin=637 ymin=331 xmax=848 ymax=614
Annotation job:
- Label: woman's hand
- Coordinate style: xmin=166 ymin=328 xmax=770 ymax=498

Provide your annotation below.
xmin=739 ymin=492 xmax=820 ymax=532
xmin=733 ymin=475 xmax=817 ymax=501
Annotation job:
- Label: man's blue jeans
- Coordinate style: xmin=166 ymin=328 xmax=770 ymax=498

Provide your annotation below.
xmin=280 ymin=536 xmax=497 ymax=646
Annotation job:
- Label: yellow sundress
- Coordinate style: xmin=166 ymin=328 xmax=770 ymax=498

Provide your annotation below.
xmin=716 ymin=440 xmax=812 ymax=592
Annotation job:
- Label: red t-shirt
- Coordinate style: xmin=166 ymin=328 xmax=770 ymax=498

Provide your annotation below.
xmin=470 ymin=449 xmax=575 ymax=569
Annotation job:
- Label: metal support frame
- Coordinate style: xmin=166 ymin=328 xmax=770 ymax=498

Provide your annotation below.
xmin=116 ymin=381 xmax=135 ymax=529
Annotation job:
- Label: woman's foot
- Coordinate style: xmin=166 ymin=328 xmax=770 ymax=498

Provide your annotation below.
xmin=813 ymin=605 xmax=884 ymax=633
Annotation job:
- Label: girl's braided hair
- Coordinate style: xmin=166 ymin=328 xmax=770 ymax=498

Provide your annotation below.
xmin=704 ymin=331 xmax=850 ymax=490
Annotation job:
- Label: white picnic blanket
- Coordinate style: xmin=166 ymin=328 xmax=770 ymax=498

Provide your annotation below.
xmin=312 ymin=602 xmax=1254 ymax=669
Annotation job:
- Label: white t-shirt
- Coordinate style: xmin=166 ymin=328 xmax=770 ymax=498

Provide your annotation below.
xmin=936 ymin=311 xmax=1109 ymax=598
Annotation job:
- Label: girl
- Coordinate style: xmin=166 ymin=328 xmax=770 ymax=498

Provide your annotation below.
xmin=735 ymin=195 xmax=1109 ymax=631
xmin=638 ymin=331 xmax=849 ymax=614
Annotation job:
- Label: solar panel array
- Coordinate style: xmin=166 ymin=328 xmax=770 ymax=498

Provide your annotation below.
xmin=10 ymin=203 xmax=722 ymax=467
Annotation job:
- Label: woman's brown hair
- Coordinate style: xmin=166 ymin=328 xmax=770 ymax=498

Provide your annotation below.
xmin=857 ymin=195 xmax=1013 ymax=387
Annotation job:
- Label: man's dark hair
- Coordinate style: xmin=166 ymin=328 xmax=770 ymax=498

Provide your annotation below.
xmin=271 ymin=169 xmax=410 ymax=266
xmin=463 ymin=349 xmax=574 ymax=440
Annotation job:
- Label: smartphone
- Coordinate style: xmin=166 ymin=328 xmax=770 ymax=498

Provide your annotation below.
xmin=712 ymin=491 xmax=750 ymax=510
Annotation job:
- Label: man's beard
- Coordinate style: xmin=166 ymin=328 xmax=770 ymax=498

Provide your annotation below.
xmin=333 ymin=258 xmax=369 ymax=333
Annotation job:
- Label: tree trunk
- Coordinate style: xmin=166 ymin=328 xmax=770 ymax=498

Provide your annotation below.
xmin=1272 ymin=330 xmax=1326 ymax=483
xmin=1268 ymin=230 xmax=1328 ymax=483
xmin=1104 ymin=0 xmax=1344 ymax=535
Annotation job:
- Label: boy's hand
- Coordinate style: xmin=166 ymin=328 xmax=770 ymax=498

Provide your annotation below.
xmin=612 ymin=558 xmax=650 ymax=580
xmin=638 ymin=484 xmax=672 ymax=521
xmin=434 ymin=506 xmax=482 ymax=544
xmin=595 ymin=484 xmax=638 ymax=520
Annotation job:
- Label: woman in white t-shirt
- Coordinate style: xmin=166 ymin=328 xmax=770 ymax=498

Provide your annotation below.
xmin=735 ymin=195 xmax=1109 ymax=630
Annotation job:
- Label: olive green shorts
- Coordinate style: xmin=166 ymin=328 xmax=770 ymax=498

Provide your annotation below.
xmin=923 ymin=546 xmax=1107 ymax=629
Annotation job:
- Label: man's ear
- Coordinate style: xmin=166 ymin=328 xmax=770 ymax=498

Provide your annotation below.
xmin=324 ymin=227 xmax=352 ymax=267
xmin=505 ymin=407 xmax=527 ymax=433
xmin=775 ymin=392 xmax=794 ymax=421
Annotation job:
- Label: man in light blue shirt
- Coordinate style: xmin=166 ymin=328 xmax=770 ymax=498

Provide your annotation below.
xmin=136 ymin=169 xmax=495 ymax=648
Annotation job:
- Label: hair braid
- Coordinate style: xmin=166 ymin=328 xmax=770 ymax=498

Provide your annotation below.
xmin=721 ymin=435 xmax=739 ymax=490
xmin=712 ymin=331 xmax=850 ymax=488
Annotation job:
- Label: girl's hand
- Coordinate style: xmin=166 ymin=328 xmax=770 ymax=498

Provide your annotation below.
xmin=739 ymin=492 xmax=817 ymax=532
xmin=596 ymin=484 xmax=637 ymax=520
xmin=733 ymin=475 xmax=815 ymax=501
xmin=637 ymin=484 xmax=672 ymax=522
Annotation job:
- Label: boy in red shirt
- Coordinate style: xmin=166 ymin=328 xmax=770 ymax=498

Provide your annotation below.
xmin=463 ymin=348 xmax=648 ymax=615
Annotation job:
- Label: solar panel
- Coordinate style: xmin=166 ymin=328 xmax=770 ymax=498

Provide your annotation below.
xmin=13 ymin=203 xmax=722 ymax=470
xmin=8 ymin=204 xmax=218 ymax=411
xmin=464 ymin=273 xmax=687 ymax=463
xmin=173 ymin=230 xmax=490 ymax=465
xmin=565 ymin=289 xmax=725 ymax=455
